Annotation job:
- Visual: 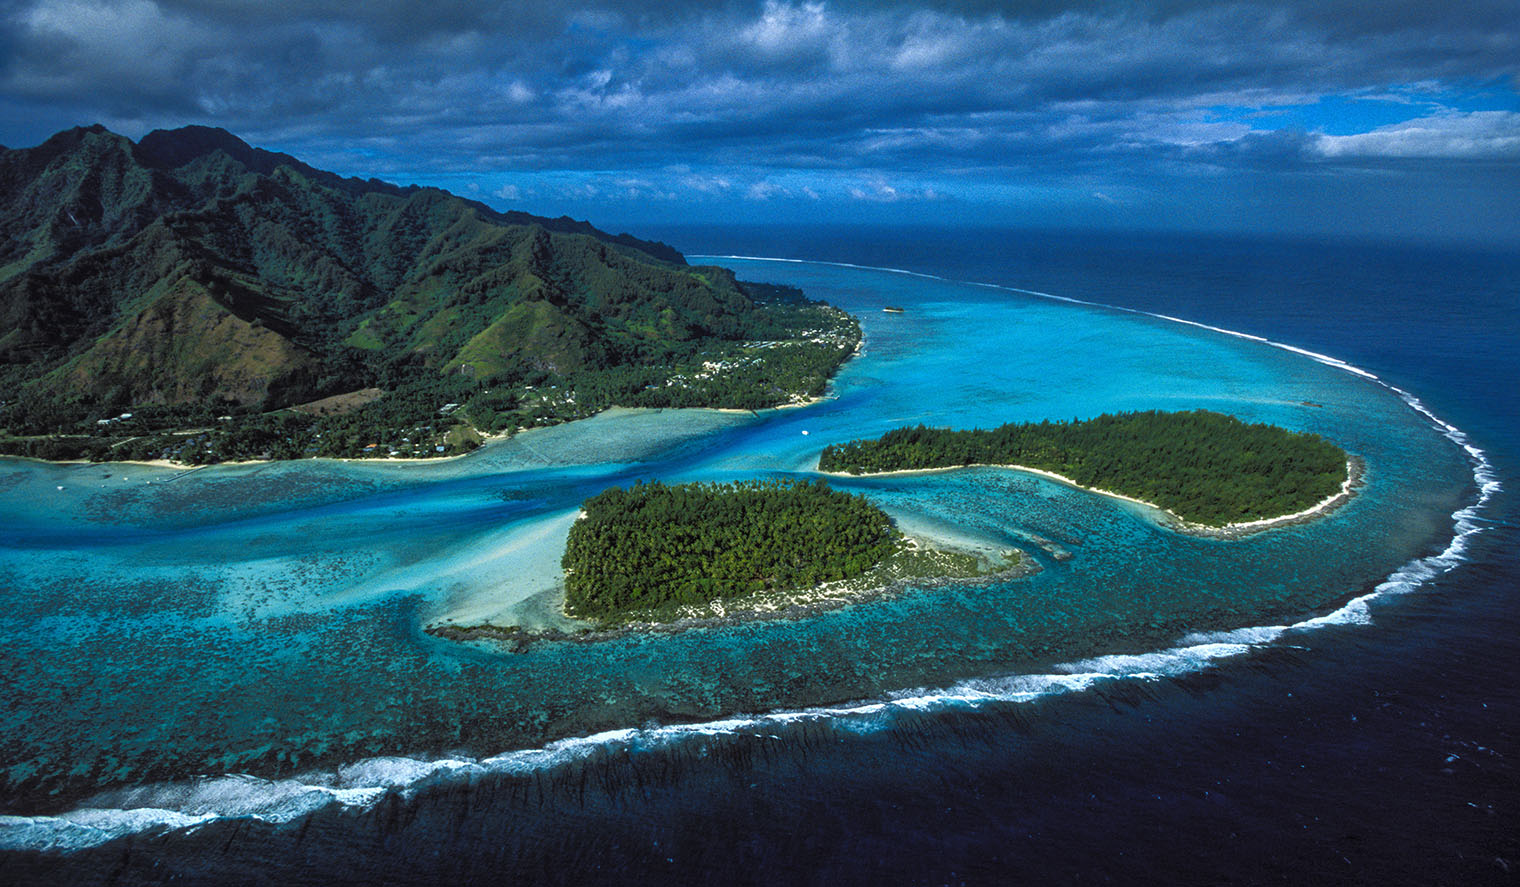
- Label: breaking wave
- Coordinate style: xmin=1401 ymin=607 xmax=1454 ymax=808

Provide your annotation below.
xmin=1 ymin=257 xmax=1497 ymax=854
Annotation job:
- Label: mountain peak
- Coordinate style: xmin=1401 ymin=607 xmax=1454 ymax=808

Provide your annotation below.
xmin=36 ymin=123 xmax=117 ymax=152
xmin=18 ymin=123 xmax=131 ymax=171
xmin=135 ymin=125 xmax=302 ymax=175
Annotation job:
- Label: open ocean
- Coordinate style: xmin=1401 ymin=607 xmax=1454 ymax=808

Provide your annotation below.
xmin=2 ymin=225 xmax=1516 ymax=885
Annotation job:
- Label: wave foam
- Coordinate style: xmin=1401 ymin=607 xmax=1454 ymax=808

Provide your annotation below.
xmin=4 ymin=256 xmax=1498 ymax=854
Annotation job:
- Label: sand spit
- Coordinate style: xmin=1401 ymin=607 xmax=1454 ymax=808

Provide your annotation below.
xmin=822 ymin=455 xmax=1364 ymax=539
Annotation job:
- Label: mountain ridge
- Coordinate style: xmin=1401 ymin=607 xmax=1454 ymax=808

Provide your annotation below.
xmin=0 ymin=125 xmax=859 ymax=462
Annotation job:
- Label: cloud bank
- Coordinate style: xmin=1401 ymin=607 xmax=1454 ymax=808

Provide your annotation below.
xmin=1 ymin=0 xmax=1516 ymax=240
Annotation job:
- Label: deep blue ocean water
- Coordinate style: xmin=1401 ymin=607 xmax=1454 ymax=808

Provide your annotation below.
xmin=1 ymin=226 xmax=1516 ymax=885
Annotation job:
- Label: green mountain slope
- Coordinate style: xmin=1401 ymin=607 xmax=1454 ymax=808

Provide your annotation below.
xmin=0 ymin=125 xmax=859 ymax=462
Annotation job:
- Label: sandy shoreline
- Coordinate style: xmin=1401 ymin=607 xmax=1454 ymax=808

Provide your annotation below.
xmin=5 ymin=327 xmax=861 ymax=475
xmin=21 ymin=435 xmax=512 ymax=473
xmin=430 ymin=535 xmax=1038 ymax=650
xmin=821 ymin=456 xmax=1363 ymax=538
xmin=9 ymin=392 xmax=833 ymax=473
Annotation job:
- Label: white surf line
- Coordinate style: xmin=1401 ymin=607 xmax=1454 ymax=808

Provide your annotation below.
xmin=699 ymin=254 xmax=1498 ymax=514
xmin=0 ymin=627 xmax=1306 ymax=855
xmin=702 ymin=255 xmax=1500 ymax=635
xmin=4 ymin=256 xmax=1500 ymax=854
xmin=696 ymin=254 xmax=952 ymax=283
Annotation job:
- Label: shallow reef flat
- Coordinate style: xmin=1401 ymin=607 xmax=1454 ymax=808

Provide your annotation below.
xmin=0 ymin=257 xmax=1477 ymax=851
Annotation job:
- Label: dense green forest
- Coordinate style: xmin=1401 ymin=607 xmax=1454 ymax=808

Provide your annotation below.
xmin=0 ymin=125 xmax=859 ymax=463
xmin=0 ymin=297 xmax=857 ymax=463
xmin=818 ymin=410 xmax=1348 ymax=526
xmin=562 ymin=479 xmax=902 ymax=620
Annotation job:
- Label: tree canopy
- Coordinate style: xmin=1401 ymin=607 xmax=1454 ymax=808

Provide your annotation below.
xmin=562 ymin=479 xmax=901 ymax=619
xmin=0 ymin=126 xmax=861 ymax=463
xmin=819 ymin=410 xmax=1348 ymax=527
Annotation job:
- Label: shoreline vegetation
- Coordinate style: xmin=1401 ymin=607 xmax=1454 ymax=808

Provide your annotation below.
xmin=0 ymin=305 xmax=859 ymax=467
xmin=561 ymin=479 xmax=904 ymax=620
xmin=0 ymin=124 xmax=864 ymax=468
xmin=11 ymin=397 xmax=834 ymax=474
xmin=425 ymin=478 xmax=1033 ymax=649
xmin=822 ymin=455 xmax=1363 ymax=538
xmin=427 ymin=535 xmax=1032 ymax=650
xmin=427 ymin=409 xmax=1356 ymax=648
xmin=819 ymin=410 xmax=1353 ymax=530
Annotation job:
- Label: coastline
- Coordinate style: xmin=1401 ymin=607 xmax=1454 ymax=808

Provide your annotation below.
xmin=10 ymin=455 xmax=203 ymax=472
xmin=1 ymin=241 xmax=1499 ymax=873
xmin=3 ymin=432 xmax=513 ymax=473
xmin=707 ymin=392 xmax=829 ymax=415
xmin=429 ymin=537 xmax=1037 ymax=651
xmin=3 ymin=382 xmax=846 ymax=474
xmin=820 ymin=455 xmax=1363 ymax=538
xmin=2 ymin=324 xmax=862 ymax=475
xmin=1176 ymin=455 xmax=1363 ymax=538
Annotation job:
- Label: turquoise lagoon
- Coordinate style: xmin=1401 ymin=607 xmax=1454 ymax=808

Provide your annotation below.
xmin=0 ymin=259 xmax=1478 ymax=839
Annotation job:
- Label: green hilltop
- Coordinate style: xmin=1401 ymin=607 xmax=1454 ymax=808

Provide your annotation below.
xmin=0 ymin=125 xmax=858 ymax=462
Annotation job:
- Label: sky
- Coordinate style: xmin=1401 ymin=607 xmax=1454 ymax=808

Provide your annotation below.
xmin=2 ymin=0 xmax=1517 ymax=244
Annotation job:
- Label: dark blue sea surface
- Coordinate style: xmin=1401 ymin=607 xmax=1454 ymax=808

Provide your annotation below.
xmin=2 ymin=227 xmax=1515 ymax=885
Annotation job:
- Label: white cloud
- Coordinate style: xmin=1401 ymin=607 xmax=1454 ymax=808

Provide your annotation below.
xmin=505 ymin=81 xmax=535 ymax=104
xmin=741 ymin=1 xmax=832 ymax=56
xmin=12 ymin=0 xmax=212 ymax=97
xmin=1314 ymin=111 xmax=1520 ymax=159
xmin=682 ymin=174 xmax=733 ymax=195
xmin=847 ymin=175 xmax=936 ymax=202
xmin=2 ymin=0 xmax=1516 ymax=234
xmin=746 ymin=181 xmax=782 ymax=200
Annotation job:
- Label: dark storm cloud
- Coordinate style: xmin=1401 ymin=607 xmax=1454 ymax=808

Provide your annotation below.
xmin=0 ymin=1 xmax=1516 ymax=237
